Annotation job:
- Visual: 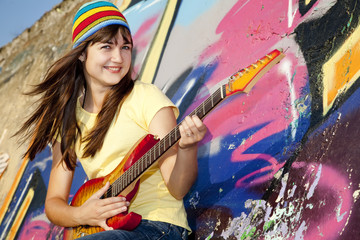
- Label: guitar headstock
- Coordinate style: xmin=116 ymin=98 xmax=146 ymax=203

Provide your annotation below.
xmin=225 ymin=49 xmax=285 ymax=96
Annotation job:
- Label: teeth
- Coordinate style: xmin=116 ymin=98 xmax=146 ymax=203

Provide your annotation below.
xmin=107 ymin=67 xmax=120 ymax=71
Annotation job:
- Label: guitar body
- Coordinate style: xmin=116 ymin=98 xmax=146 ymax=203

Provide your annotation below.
xmin=64 ymin=134 xmax=159 ymax=239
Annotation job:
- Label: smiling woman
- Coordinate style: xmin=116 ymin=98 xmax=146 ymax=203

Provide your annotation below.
xmin=15 ymin=1 xmax=206 ymax=239
xmin=79 ymin=27 xmax=133 ymax=113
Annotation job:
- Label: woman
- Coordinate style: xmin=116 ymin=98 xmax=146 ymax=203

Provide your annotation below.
xmin=17 ymin=1 xmax=206 ymax=239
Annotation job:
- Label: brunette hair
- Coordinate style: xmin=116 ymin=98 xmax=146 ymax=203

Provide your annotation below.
xmin=17 ymin=25 xmax=134 ymax=170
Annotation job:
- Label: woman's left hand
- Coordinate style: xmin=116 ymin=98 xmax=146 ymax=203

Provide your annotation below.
xmin=178 ymin=115 xmax=207 ymax=149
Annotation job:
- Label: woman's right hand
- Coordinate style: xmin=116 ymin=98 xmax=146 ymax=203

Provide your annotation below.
xmin=45 ymin=141 xmax=129 ymax=229
xmin=75 ymin=182 xmax=130 ymax=230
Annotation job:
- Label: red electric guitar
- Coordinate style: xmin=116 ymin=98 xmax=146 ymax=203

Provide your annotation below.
xmin=64 ymin=49 xmax=285 ymax=239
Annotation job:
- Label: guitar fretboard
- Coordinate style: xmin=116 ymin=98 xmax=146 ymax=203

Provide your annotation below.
xmin=104 ymin=85 xmax=227 ymax=198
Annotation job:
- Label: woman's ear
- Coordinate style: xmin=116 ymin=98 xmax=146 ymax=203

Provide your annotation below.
xmin=79 ymin=52 xmax=86 ymax=62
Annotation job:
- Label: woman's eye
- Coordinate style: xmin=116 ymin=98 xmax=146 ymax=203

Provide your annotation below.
xmin=122 ymin=45 xmax=131 ymax=50
xmin=101 ymin=44 xmax=111 ymax=49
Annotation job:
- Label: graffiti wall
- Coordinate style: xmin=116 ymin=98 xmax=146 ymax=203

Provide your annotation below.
xmin=0 ymin=0 xmax=359 ymax=239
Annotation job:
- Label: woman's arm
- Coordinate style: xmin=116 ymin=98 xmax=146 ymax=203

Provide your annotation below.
xmin=45 ymin=141 xmax=129 ymax=230
xmin=149 ymin=107 xmax=207 ymax=200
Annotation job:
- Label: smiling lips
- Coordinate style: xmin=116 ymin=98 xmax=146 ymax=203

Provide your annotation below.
xmin=105 ymin=66 xmax=121 ymax=73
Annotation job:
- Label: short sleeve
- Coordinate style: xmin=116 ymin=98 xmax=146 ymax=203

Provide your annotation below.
xmin=143 ymin=84 xmax=179 ymax=127
xmin=125 ymin=81 xmax=179 ymax=131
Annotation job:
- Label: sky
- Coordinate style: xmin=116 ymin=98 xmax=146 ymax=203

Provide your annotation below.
xmin=0 ymin=0 xmax=63 ymax=48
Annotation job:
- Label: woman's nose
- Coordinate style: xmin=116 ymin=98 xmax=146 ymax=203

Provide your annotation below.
xmin=111 ymin=49 xmax=123 ymax=63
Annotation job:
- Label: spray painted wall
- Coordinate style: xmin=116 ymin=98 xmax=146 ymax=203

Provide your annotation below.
xmin=0 ymin=0 xmax=359 ymax=239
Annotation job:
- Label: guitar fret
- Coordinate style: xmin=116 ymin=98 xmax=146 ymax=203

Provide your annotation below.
xmin=202 ymin=102 xmax=205 ymax=116
xmin=134 ymin=163 xmax=137 ymax=177
xmin=137 ymin=161 xmax=140 ymax=175
xmin=158 ymin=143 xmax=161 ymax=158
xmin=125 ymin=171 xmax=128 ymax=186
xmin=141 ymin=156 xmax=144 ymax=172
xmin=119 ymin=180 xmax=122 ymax=194
xmin=146 ymin=148 xmax=154 ymax=167
xmin=137 ymin=161 xmax=141 ymax=175
xmin=123 ymin=172 xmax=126 ymax=189
xmin=129 ymin=167 xmax=132 ymax=183
xmin=154 ymin=146 xmax=157 ymax=161
xmin=123 ymin=172 xmax=126 ymax=187
xmin=128 ymin=170 xmax=131 ymax=185
xmin=169 ymin=132 xmax=171 ymax=147
xmin=130 ymin=167 xmax=133 ymax=182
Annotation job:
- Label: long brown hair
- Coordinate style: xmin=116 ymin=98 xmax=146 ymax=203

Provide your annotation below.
xmin=17 ymin=25 xmax=134 ymax=170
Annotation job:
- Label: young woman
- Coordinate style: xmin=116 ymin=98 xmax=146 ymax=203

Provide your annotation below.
xmin=17 ymin=1 xmax=206 ymax=239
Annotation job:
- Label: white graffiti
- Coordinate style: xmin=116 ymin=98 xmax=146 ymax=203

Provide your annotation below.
xmin=288 ymin=0 xmax=298 ymax=28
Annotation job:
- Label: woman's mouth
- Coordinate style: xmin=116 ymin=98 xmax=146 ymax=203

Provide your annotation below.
xmin=105 ymin=66 xmax=121 ymax=73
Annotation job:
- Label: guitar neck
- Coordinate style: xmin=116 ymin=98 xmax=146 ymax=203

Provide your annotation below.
xmin=106 ymin=85 xmax=227 ymax=197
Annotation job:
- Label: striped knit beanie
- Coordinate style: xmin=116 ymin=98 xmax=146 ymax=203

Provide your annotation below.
xmin=72 ymin=0 xmax=130 ymax=48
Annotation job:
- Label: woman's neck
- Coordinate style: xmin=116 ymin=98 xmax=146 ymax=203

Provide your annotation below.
xmin=82 ymin=87 xmax=109 ymax=113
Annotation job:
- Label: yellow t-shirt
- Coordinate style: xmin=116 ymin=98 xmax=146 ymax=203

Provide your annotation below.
xmin=73 ymin=80 xmax=190 ymax=231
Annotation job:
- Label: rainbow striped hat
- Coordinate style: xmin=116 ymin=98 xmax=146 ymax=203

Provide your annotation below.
xmin=72 ymin=0 xmax=130 ymax=48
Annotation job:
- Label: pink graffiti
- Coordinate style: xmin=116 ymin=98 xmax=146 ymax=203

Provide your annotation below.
xmin=302 ymin=164 xmax=352 ymax=239
xmin=132 ymin=14 xmax=161 ymax=75
xmin=235 ymin=153 xmax=285 ymax=187
xmin=181 ymin=1 xmax=311 ymax=188
xmin=197 ymin=0 xmax=319 ymax=86
xmin=196 ymin=52 xmax=306 ymax=187
xmin=17 ymin=219 xmax=51 ymax=240
xmin=133 ymin=15 xmax=159 ymax=49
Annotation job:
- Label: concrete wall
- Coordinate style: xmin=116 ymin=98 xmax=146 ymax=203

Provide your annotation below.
xmin=0 ymin=0 xmax=359 ymax=239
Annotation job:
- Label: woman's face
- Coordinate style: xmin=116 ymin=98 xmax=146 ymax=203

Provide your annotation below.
xmin=81 ymin=28 xmax=132 ymax=92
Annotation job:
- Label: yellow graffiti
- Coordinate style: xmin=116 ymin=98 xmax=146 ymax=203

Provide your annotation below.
xmin=305 ymin=0 xmax=311 ymax=5
xmin=322 ymin=24 xmax=360 ymax=115
xmin=115 ymin=0 xmax=179 ymax=83
xmin=139 ymin=0 xmax=179 ymax=83
xmin=6 ymin=188 xmax=34 ymax=240
xmin=0 ymin=158 xmax=29 ymax=225
xmin=115 ymin=0 xmax=132 ymax=12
